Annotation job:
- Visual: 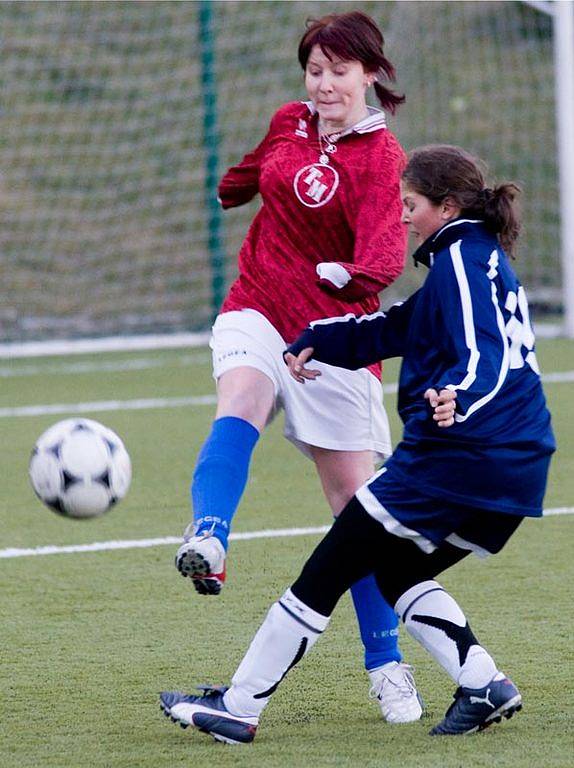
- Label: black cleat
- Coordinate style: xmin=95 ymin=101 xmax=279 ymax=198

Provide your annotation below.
xmin=430 ymin=675 xmax=522 ymax=735
xmin=160 ymin=686 xmax=258 ymax=744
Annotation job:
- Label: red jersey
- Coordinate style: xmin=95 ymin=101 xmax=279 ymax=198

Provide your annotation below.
xmin=219 ymin=101 xmax=407 ymax=353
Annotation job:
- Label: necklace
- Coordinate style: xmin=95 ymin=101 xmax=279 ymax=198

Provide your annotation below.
xmin=317 ymin=121 xmax=346 ymax=165
xmin=318 ymin=129 xmax=338 ymax=165
xmin=317 ymin=113 xmax=368 ymax=164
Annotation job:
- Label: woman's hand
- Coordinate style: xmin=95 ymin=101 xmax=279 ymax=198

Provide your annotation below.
xmin=424 ymin=388 xmax=457 ymax=428
xmin=284 ymin=348 xmax=321 ymax=383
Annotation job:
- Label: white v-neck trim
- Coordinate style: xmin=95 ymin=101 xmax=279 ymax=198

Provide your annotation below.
xmin=302 ymin=101 xmax=386 ymax=135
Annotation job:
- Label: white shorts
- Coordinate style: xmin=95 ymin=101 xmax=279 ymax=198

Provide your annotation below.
xmin=210 ymin=309 xmax=392 ymax=462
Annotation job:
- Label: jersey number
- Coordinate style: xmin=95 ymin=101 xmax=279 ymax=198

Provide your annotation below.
xmin=505 ymin=287 xmax=540 ymax=373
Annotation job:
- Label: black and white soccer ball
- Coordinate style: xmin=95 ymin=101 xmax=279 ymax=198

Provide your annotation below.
xmin=29 ymin=418 xmax=132 ymax=519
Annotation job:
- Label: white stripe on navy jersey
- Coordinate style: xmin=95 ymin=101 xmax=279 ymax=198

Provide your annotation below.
xmin=447 ymin=240 xmax=480 ymax=392
xmin=430 ymin=219 xmax=483 ymax=242
xmin=309 ymin=310 xmax=388 ymax=329
xmin=444 ymin=533 xmax=491 ymax=559
xmin=447 ymin=240 xmax=511 ymax=423
xmin=357 ymin=468 xmax=437 ymax=554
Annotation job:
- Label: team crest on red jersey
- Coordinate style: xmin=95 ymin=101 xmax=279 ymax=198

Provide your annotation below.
xmin=293 ymin=163 xmax=340 ymax=208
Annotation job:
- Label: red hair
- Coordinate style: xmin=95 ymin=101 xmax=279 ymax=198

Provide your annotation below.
xmin=297 ymin=11 xmax=405 ymax=114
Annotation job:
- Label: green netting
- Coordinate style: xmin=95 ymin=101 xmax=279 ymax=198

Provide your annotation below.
xmin=0 ymin=1 xmax=559 ymax=342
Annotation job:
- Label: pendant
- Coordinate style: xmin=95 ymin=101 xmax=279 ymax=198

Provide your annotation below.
xmin=319 ymin=153 xmax=329 ymax=165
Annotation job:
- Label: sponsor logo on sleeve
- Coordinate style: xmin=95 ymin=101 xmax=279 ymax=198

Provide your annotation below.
xmin=295 ymin=119 xmax=308 ymax=138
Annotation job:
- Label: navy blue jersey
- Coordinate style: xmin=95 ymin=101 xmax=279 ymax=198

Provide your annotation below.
xmin=287 ymin=219 xmax=555 ymax=516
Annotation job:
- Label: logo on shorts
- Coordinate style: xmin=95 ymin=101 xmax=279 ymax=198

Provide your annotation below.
xmin=217 ymin=349 xmax=248 ymax=364
xmin=293 ymin=163 xmax=339 ymax=208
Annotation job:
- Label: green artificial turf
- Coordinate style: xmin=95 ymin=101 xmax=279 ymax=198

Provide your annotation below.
xmin=1 ymin=340 xmax=573 ymax=767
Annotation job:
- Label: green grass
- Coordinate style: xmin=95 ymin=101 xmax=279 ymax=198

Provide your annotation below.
xmin=1 ymin=340 xmax=573 ymax=767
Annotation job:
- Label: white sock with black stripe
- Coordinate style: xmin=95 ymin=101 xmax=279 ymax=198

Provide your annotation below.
xmin=224 ymin=588 xmax=330 ymax=718
xmin=395 ymin=580 xmax=498 ymax=689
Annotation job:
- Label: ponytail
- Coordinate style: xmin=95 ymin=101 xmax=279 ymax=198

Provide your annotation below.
xmin=373 ymin=80 xmax=405 ymax=115
xmin=472 ymin=183 xmax=522 ymax=258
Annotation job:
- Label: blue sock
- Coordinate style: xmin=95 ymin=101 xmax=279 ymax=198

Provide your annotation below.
xmin=350 ymin=573 xmax=402 ymax=671
xmin=191 ymin=416 xmax=260 ymax=550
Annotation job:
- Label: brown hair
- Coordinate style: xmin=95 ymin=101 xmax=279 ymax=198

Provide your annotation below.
xmin=402 ymin=145 xmax=522 ymax=257
xmin=298 ymin=11 xmax=405 ymax=114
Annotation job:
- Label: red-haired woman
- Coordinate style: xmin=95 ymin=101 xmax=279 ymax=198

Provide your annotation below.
xmin=175 ymin=12 xmax=420 ymax=723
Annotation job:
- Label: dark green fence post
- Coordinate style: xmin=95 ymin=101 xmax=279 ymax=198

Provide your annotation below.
xmin=198 ymin=0 xmax=225 ymax=320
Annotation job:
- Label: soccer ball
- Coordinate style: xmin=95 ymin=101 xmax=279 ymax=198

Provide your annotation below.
xmin=29 ymin=418 xmax=132 ymax=519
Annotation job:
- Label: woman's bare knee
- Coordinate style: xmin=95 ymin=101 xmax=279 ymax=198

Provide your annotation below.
xmin=310 ymin=447 xmax=375 ymax=516
xmin=215 ymin=367 xmax=275 ymax=431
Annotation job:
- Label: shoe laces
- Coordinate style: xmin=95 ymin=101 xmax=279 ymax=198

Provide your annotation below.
xmin=196 ymin=684 xmax=229 ymax=698
xmin=183 ymin=521 xmax=216 ymax=542
xmin=369 ymin=663 xmax=417 ymax=701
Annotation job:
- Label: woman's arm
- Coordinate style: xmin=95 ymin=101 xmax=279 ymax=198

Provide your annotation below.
xmin=316 ymin=137 xmax=407 ymax=300
xmin=284 ymin=292 xmax=419 ymax=370
xmin=217 ymin=136 xmax=268 ymax=209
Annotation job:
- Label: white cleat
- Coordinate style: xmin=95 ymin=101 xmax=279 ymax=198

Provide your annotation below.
xmin=175 ymin=531 xmax=226 ymax=595
xmin=368 ymin=661 xmax=423 ymax=723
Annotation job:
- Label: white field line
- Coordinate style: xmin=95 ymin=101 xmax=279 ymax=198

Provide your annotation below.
xmin=540 ymin=370 xmax=574 ymax=383
xmin=0 ymin=525 xmax=331 ymax=560
xmin=1 ymin=510 xmax=572 ymax=560
xmin=0 ymin=352 xmax=212 ymax=378
xmin=0 ymin=332 xmax=211 ymax=359
xmin=0 ymin=395 xmax=218 ymax=418
xmin=3 ymin=348 xmax=573 ymax=382
xmin=1 ymin=370 xmax=573 ymax=419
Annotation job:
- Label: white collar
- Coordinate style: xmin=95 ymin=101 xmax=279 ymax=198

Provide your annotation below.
xmin=431 ymin=218 xmax=484 ymax=241
xmin=302 ymin=101 xmax=387 ymax=135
